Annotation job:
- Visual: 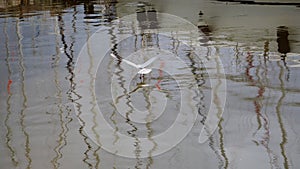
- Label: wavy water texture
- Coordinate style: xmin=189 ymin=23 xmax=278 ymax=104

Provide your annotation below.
xmin=0 ymin=1 xmax=300 ymax=169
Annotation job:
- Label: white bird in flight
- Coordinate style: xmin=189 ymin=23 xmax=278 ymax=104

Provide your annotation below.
xmin=110 ymin=53 xmax=157 ymax=75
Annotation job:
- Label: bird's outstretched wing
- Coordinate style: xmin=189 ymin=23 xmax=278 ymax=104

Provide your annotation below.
xmin=121 ymin=59 xmax=140 ymax=68
xmin=111 ymin=53 xmax=139 ymax=68
xmin=110 ymin=53 xmax=119 ymax=60
xmin=139 ymin=56 xmax=157 ymax=68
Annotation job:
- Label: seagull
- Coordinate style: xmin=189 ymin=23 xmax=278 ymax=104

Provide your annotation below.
xmin=110 ymin=53 xmax=157 ymax=76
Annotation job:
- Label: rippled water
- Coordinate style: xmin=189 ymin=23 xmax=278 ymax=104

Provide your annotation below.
xmin=1 ymin=0 xmax=300 ymax=169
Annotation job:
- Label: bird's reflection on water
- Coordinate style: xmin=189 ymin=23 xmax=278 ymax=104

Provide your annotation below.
xmin=1 ymin=0 xmax=300 ymax=169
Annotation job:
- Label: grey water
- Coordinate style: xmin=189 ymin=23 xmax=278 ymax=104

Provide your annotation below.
xmin=0 ymin=0 xmax=300 ymax=169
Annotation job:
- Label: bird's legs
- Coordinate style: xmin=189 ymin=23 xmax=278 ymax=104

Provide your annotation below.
xmin=139 ymin=74 xmax=145 ymax=82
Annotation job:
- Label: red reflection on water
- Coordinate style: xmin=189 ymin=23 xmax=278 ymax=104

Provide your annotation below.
xmin=155 ymin=61 xmax=164 ymax=90
xmin=7 ymin=79 xmax=12 ymax=94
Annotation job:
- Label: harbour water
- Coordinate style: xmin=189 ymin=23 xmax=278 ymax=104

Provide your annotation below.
xmin=0 ymin=0 xmax=300 ymax=169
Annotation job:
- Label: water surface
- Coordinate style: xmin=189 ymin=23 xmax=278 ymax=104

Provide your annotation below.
xmin=1 ymin=0 xmax=300 ymax=169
